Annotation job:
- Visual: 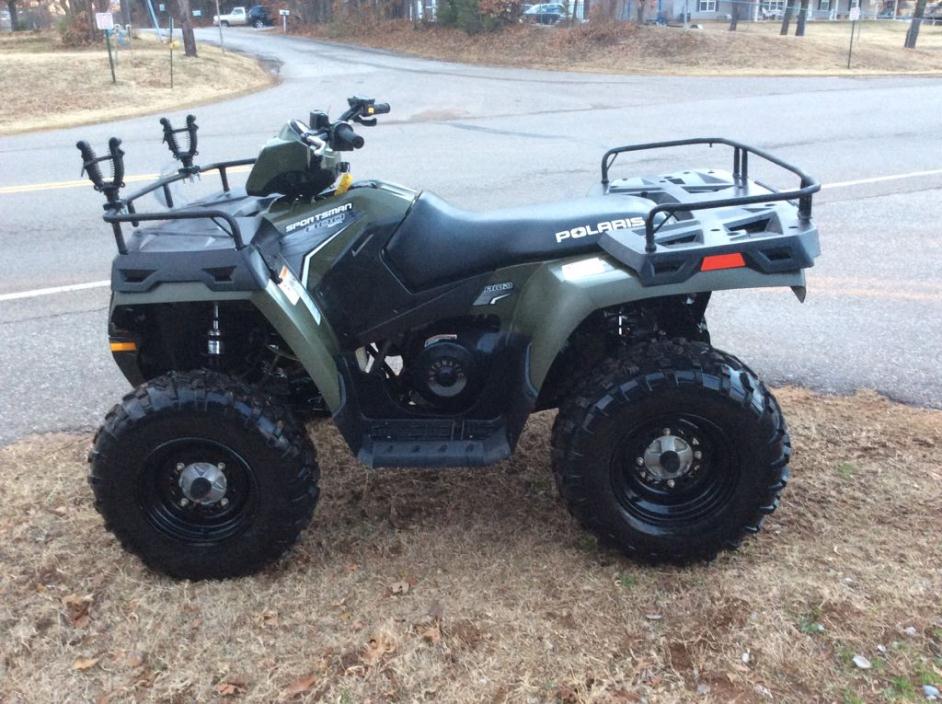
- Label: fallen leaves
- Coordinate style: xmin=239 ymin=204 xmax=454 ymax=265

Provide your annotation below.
xmin=389 ymin=580 xmax=410 ymax=596
xmin=362 ymin=633 xmax=396 ymax=667
xmin=72 ymin=656 xmax=99 ymax=671
xmin=62 ymin=593 xmax=93 ymax=628
xmin=280 ymin=673 xmax=318 ymax=699
xmin=126 ymin=651 xmax=146 ymax=668
xmin=215 ymin=680 xmax=247 ymax=696
xmin=419 ymin=623 xmax=442 ymax=645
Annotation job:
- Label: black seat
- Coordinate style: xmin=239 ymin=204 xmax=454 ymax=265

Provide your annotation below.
xmin=385 ymin=192 xmax=654 ymax=290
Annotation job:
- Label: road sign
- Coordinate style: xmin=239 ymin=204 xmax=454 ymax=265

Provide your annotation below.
xmin=192 ymin=9 xmax=202 ymax=16
xmin=849 ymin=6 xmax=860 ymax=20
xmin=95 ymin=12 xmax=114 ymax=30
xmin=279 ymin=8 xmax=290 ymax=14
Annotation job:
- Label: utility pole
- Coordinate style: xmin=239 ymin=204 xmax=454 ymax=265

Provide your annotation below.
xmin=214 ymin=0 xmax=225 ymax=51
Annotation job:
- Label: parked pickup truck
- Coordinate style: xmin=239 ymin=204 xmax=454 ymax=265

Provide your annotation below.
xmin=212 ymin=5 xmax=272 ymax=27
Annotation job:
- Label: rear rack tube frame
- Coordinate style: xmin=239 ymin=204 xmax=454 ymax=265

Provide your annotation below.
xmin=600 ymin=138 xmax=820 ymax=254
xmin=104 ymin=158 xmax=256 ymax=254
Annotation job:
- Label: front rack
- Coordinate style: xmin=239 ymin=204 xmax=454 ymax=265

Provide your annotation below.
xmin=601 ymin=138 xmax=820 ymax=253
xmin=104 ymin=159 xmax=256 ymax=253
xmin=77 ymin=115 xmax=255 ymax=255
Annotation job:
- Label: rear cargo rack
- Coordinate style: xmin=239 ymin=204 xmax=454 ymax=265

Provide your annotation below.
xmin=599 ymin=138 xmax=821 ymax=286
xmin=602 ymin=137 xmax=819 ymax=252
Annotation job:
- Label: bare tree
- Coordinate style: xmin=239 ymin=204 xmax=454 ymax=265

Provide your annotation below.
xmin=176 ymin=0 xmax=198 ymax=57
xmin=795 ymin=0 xmax=808 ymax=34
xmin=779 ymin=0 xmax=794 ymax=34
xmin=904 ymin=0 xmax=928 ymax=47
xmin=729 ymin=0 xmax=739 ymax=29
xmin=6 ymin=0 xmax=17 ymax=30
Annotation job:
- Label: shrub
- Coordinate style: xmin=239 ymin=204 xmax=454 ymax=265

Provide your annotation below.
xmin=57 ymin=13 xmax=95 ymax=48
xmin=439 ymin=0 xmax=522 ymax=34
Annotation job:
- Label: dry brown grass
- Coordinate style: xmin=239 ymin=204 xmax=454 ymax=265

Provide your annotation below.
xmin=0 ymin=32 xmax=275 ymax=136
xmin=1 ymin=388 xmax=941 ymax=703
xmin=303 ymin=18 xmax=942 ymax=75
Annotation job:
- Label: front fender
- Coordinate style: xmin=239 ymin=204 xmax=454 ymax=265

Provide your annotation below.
xmin=111 ymin=272 xmax=344 ymax=412
xmin=511 ymin=254 xmax=807 ymax=391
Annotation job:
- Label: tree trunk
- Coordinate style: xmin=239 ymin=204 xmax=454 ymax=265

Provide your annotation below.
xmin=88 ymin=0 xmax=100 ymax=44
xmin=176 ymin=0 xmax=198 ymax=56
xmin=795 ymin=0 xmax=808 ymax=34
xmin=779 ymin=0 xmax=794 ymax=34
xmin=6 ymin=0 xmax=17 ymax=30
xmin=904 ymin=0 xmax=928 ymax=47
xmin=636 ymin=0 xmax=645 ymax=22
xmin=729 ymin=0 xmax=739 ymax=29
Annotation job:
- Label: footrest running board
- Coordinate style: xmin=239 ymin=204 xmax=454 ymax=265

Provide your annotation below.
xmin=358 ymin=418 xmax=510 ymax=468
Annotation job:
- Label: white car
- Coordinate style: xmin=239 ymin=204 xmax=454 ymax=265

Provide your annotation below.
xmin=213 ymin=6 xmax=248 ymax=26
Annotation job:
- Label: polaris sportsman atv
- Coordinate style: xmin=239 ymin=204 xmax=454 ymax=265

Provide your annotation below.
xmin=77 ymin=97 xmax=820 ymax=580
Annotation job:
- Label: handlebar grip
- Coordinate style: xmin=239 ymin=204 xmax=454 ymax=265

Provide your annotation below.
xmin=76 ymin=140 xmax=104 ymax=187
xmin=333 ymin=123 xmax=365 ymax=151
xmin=372 ymin=103 xmax=390 ymax=115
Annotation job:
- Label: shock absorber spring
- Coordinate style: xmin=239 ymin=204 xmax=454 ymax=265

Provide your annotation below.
xmin=207 ymin=303 xmax=224 ymax=359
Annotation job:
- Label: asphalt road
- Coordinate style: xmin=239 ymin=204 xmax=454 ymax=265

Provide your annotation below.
xmin=0 ymin=28 xmax=940 ymax=445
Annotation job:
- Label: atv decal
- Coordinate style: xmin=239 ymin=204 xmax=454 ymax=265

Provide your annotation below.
xmin=299 ymin=222 xmax=355 ymax=287
xmin=277 ymin=265 xmax=305 ymax=306
xmin=555 ymin=216 xmax=646 ymax=244
xmin=473 ymin=281 xmax=515 ymax=306
xmin=285 ymin=202 xmax=353 ymax=233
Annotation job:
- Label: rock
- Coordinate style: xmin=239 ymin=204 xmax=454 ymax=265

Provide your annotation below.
xmin=924 ymin=684 xmax=940 ymax=701
xmin=696 ymin=683 xmax=711 ymax=695
xmin=903 ymin=626 xmax=919 ymax=637
xmin=852 ymin=655 xmax=872 ymax=669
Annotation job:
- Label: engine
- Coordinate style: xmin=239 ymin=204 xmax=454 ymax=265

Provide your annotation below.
xmin=404 ymin=324 xmax=500 ymax=411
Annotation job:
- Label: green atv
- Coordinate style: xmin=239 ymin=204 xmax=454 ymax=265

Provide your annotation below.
xmin=77 ymin=97 xmax=820 ymax=580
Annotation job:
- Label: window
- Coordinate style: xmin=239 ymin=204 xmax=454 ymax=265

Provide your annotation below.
xmin=698 ymin=0 xmax=717 ymax=11
xmin=818 ymin=0 xmax=830 ymax=9
xmin=765 ymin=0 xmax=785 ymax=10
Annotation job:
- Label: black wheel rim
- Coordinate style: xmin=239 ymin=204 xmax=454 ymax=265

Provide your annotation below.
xmin=138 ymin=437 xmax=258 ymax=544
xmin=610 ymin=414 xmax=739 ymax=526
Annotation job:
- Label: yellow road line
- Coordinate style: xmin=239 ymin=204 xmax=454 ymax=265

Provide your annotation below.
xmin=0 ymin=165 xmax=252 ymax=195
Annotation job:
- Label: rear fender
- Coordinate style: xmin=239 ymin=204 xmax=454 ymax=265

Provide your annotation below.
xmin=111 ymin=275 xmax=344 ymax=411
xmin=512 ymin=254 xmax=807 ymax=391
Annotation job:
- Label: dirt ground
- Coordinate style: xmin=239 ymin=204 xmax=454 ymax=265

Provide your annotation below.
xmin=0 ymin=388 xmax=940 ymax=703
xmin=304 ymin=18 xmax=942 ymax=76
xmin=0 ymin=32 xmax=275 ymax=136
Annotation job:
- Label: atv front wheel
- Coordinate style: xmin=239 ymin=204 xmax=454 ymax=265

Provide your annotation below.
xmin=89 ymin=370 xmax=319 ymax=580
xmin=551 ymin=339 xmax=789 ymax=563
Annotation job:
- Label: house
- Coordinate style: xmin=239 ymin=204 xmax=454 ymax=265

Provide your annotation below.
xmin=665 ymin=0 xmax=877 ymax=21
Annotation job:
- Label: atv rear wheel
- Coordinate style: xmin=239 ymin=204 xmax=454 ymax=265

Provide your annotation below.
xmin=551 ymin=339 xmax=789 ymax=563
xmin=89 ymin=370 xmax=319 ymax=580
